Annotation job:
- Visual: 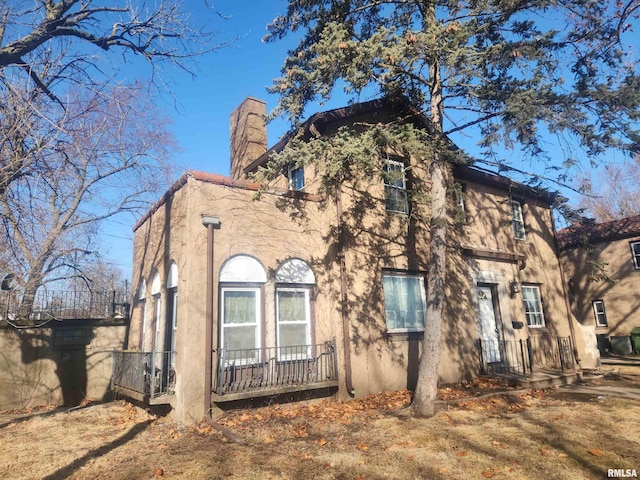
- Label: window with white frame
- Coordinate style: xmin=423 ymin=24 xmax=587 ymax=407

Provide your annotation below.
xmin=382 ymin=273 xmax=426 ymax=332
xmin=277 ymin=289 xmax=311 ymax=359
xmin=219 ymin=255 xmax=267 ymax=364
xmin=221 ymin=288 xmax=261 ymax=363
xmin=383 ymin=159 xmax=409 ymax=214
xmin=592 ymin=300 xmax=608 ymax=327
xmin=522 ymin=285 xmax=545 ymax=327
xmin=275 ymin=258 xmax=315 ymax=360
xmin=510 ymin=200 xmax=526 ymax=240
xmin=288 ymin=166 xmax=305 ymax=191
xmin=167 ymin=262 xmax=178 ymax=367
xmin=630 ymin=241 xmax=640 ymax=269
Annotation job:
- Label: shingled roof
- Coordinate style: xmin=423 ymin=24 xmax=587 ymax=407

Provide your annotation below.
xmin=557 ymin=214 xmax=640 ymax=250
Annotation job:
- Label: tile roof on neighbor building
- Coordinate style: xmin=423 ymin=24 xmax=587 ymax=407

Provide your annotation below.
xmin=557 ymin=214 xmax=640 ymax=250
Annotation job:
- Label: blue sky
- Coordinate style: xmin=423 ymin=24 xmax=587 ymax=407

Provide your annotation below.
xmin=103 ymin=0 xmax=362 ymax=275
xmin=101 ymin=0 xmax=635 ymax=278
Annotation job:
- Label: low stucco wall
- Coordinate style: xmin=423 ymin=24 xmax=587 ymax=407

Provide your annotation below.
xmin=0 ymin=323 xmax=127 ymax=410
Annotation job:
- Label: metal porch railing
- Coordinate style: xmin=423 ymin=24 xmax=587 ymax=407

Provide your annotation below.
xmin=478 ymin=335 xmax=576 ymax=376
xmin=0 ymin=289 xmax=130 ymax=322
xmin=112 ymin=350 xmax=175 ymax=400
xmin=213 ymin=339 xmax=338 ymax=396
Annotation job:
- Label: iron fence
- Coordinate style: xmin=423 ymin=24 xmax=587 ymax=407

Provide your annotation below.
xmin=213 ymin=339 xmax=338 ymax=396
xmin=0 ymin=289 xmax=129 ymax=322
xmin=478 ymin=338 xmax=532 ymax=376
xmin=112 ymin=350 xmax=175 ymax=399
xmin=478 ymin=335 xmax=576 ymax=376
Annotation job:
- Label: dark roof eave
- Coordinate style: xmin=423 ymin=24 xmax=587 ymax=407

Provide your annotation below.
xmin=244 ymin=97 xmax=428 ymax=174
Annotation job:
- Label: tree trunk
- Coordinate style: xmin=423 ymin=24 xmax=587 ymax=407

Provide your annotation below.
xmin=412 ymin=153 xmax=447 ymax=417
xmin=412 ymin=0 xmax=446 ymax=417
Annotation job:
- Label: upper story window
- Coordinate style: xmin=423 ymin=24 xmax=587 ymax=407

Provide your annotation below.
xmin=630 ymin=241 xmax=640 ymax=269
xmin=592 ymin=300 xmax=608 ymax=327
xmin=383 ymin=159 xmax=409 ymax=214
xmin=382 ymin=272 xmax=426 ymax=333
xmin=510 ymin=200 xmax=526 ymax=240
xmin=522 ymin=285 xmax=545 ymax=327
xmin=288 ymin=166 xmax=305 ymax=191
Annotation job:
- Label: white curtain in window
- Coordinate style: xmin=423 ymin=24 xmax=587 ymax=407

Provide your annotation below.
xmin=382 ymin=274 xmax=425 ymax=331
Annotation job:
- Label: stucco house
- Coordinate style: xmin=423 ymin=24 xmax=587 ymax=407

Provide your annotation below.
xmin=112 ymin=97 xmax=582 ymax=425
xmin=558 ymin=215 xmax=640 ymax=357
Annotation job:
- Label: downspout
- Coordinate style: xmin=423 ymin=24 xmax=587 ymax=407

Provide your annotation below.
xmin=202 ymin=215 xmax=221 ymax=417
xmin=551 ymin=209 xmax=581 ymax=365
xmin=336 ymin=188 xmax=355 ymax=396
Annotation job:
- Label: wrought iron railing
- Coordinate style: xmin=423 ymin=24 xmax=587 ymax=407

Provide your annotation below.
xmin=478 ymin=335 xmax=576 ymax=376
xmin=478 ymin=338 xmax=532 ymax=376
xmin=112 ymin=350 xmax=175 ymax=399
xmin=213 ymin=339 xmax=338 ymax=396
xmin=0 ymin=289 xmax=129 ymax=323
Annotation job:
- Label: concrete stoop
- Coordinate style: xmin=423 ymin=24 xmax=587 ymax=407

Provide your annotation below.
xmin=492 ymin=369 xmax=582 ymax=389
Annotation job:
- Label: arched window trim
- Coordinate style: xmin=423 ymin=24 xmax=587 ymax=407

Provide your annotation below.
xmin=167 ymin=262 xmax=178 ymax=289
xmin=275 ymin=258 xmax=316 ymax=285
xmin=220 ymin=255 xmax=267 ymax=283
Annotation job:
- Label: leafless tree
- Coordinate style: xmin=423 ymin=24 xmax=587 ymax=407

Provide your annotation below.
xmin=0 ymin=1 xmax=227 ymax=325
xmin=0 ymin=82 xmax=176 ymax=325
xmin=578 ymin=155 xmax=640 ymax=222
xmin=0 ymin=1 xmax=222 ymax=101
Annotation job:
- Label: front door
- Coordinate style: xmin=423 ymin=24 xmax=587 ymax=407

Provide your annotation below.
xmin=477 ymin=284 xmax=502 ymax=363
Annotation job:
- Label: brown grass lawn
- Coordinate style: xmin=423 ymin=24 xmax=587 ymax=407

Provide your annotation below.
xmin=1 ymin=366 xmax=638 ymax=480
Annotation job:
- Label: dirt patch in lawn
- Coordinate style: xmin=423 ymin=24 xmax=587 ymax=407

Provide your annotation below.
xmin=1 ymin=376 xmax=638 ymax=480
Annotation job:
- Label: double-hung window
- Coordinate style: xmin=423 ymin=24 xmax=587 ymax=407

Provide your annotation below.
xmin=276 ymin=288 xmax=311 ymax=359
xmin=592 ymin=300 xmax=608 ymax=327
xmin=221 ymin=288 xmax=261 ymax=363
xmin=383 ymin=159 xmax=409 ymax=214
xmin=522 ymin=285 xmax=545 ymax=327
xmin=288 ymin=166 xmax=305 ymax=191
xmin=630 ymin=241 xmax=640 ymax=269
xmin=382 ymin=273 xmax=426 ymax=332
xmin=510 ymin=200 xmax=526 ymax=240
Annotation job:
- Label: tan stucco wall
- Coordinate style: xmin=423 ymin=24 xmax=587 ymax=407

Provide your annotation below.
xmin=0 ymin=324 xmax=126 ymax=409
xmin=562 ymin=235 xmax=640 ymax=338
xmin=130 ymin=161 xmax=577 ymax=425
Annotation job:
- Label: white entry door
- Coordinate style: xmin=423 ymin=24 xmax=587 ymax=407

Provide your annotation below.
xmin=477 ymin=285 xmax=502 ymax=363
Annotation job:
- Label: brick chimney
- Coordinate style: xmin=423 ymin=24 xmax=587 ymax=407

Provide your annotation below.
xmin=230 ymin=97 xmax=267 ymax=180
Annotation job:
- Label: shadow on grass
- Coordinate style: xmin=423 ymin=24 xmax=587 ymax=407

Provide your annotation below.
xmin=42 ymin=418 xmax=155 ymax=480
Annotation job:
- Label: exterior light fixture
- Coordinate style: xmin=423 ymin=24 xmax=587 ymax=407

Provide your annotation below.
xmin=510 ymin=279 xmax=520 ymax=297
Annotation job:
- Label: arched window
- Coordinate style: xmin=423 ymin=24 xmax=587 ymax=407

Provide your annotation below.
xmin=275 ymin=259 xmax=315 ymax=359
xmin=137 ymin=279 xmax=147 ymax=350
xmin=219 ymin=255 xmax=266 ymax=362
xmin=166 ymin=263 xmax=178 ymax=366
xmin=150 ymin=271 xmax=161 ymax=352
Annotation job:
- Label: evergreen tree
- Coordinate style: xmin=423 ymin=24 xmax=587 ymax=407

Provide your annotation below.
xmin=264 ymin=0 xmax=640 ymax=416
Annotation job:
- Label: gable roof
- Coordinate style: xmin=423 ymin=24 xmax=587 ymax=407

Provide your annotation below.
xmin=557 ymin=214 xmax=640 ymax=250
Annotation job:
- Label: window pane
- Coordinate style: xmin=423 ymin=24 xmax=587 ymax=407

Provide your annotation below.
xmin=384 ymin=160 xmax=408 ymax=213
xmin=511 ymin=201 xmax=526 ymax=239
xmin=632 ymin=242 xmax=640 ymax=268
xmin=279 ymin=324 xmax=307 ymax=348
xmin=224 ymin=291 xmax=256 ymax=324
xmin=522 ymin=286 xmax=544 ymax=327
xmin=224 ymin=326 xmax=257 ymax=352
xmin=383 ymin=274 xmax=425 ymax=331
xmin=278 ymin=291 xmax=306 ymax=322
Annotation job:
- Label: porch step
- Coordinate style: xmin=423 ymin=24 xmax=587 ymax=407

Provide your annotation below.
xmin=490 ymin=369 xmax=582 ymax=389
